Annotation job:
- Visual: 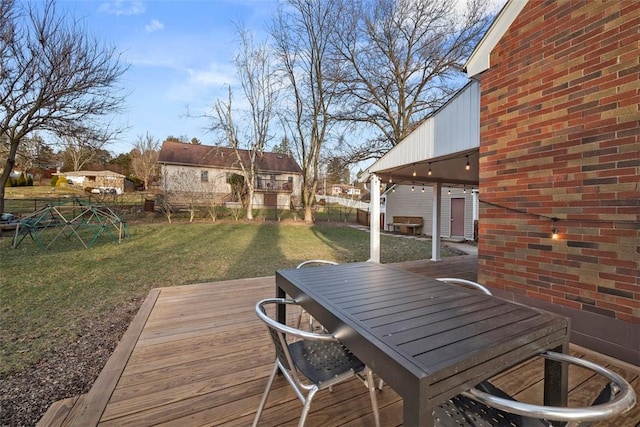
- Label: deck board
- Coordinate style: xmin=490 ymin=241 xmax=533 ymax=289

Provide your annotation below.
xmin=40 ymin=256 xmax=639 ymax=426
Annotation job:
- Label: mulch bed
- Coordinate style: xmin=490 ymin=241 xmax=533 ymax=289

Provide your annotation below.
xmin=0 ymin=298 xmax=143 ymax=426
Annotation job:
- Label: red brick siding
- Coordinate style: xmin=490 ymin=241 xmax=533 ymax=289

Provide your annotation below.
xmin=477 ymin=1 xmax=640 ymax=324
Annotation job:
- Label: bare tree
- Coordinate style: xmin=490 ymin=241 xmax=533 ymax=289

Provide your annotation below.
xmin=2 ymin=133 xmax=45 ymax=176
xmin=332 ymin=0 xmax=490 ymax=162
xmin=56 ymin=129 xmax=113 ymax=171
xmin=270 ymin=0 xmax=343 ymax=223
xmin=131 ymin=132 xmax=160 ymax=190
xmin=209 ymin=26 xmax=278 ymax=220
xmin=0 ymin=0 xmax=127 ymax=213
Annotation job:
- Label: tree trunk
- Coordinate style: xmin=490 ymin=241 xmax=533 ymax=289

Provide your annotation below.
xmin=0 ymin=156 xmax=16 ymax=214
xmin=0 ymin=178 xmax=6 ymax=214
xmin=303 ymin=190 xmax=314 ymax=223
xmin=246 ymin=187 xmax=254 ymax=220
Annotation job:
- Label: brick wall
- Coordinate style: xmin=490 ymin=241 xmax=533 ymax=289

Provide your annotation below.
xmin=476 ymin=1 xmax=639 ymax=362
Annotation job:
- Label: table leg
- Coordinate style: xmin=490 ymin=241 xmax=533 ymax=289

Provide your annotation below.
xmin=403 ymin=390 xmax=434 ymax=426
xmin=276 ymin=285 xmax=286 ymax=324
xmin=544 ymin=342 xmax=569 ymax=407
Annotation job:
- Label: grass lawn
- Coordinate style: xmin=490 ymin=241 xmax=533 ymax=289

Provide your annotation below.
xmin=0 ymin=221 xmax=454 ymax=376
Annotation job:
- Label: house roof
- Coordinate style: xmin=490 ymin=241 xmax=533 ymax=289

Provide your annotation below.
xmin=56 ymin=170 xmax=125 ymax=178
xmin=464 ymin=0 xmax=527 ymax=78
xmin=157 ymin=141 xmax=302 ymax=174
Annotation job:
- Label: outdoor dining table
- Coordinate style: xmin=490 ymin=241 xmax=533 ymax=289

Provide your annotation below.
xmin=276 ymin=261 xmax=571 ymax=426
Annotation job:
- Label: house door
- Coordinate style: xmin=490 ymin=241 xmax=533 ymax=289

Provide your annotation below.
xmin=264 ymin=193 xmax=277 ymax=208
xmin=451 ymin=198 xmax=466 ymax=237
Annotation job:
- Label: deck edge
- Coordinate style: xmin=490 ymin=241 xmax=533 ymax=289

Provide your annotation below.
xmin=58 ymin=288 xmax=162 ymax=427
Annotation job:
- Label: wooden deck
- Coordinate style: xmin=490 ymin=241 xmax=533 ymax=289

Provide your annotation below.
xmin=39 ymin=256 xmax=640 ymax=426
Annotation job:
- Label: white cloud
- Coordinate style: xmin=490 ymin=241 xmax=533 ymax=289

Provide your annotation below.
xmin=166 ymin=64 xmax=237 ymax=103
xmin=99 ymin=1 xmax=145 ymax=16
xmin=187 ymin=66 xmax=236 ymax=87
xmin=145 ymin=19 xmax=164 ymax=33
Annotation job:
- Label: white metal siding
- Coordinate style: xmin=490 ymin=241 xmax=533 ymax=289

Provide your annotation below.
xmin=433 ymin=82 xmax=480 ymax=156
xmin=370 ymin=119 xmax=435 ymax=173
xmin=385 ymin=185 xmax=475 ymax=240
xmin=368 ymin=81 xmax=480 ymax=175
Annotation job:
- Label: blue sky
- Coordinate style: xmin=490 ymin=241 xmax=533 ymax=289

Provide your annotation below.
xmin=57 ymin=0 xmax=277 ymax=154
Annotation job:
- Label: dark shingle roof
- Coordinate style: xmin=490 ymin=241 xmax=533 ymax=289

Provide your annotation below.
xmin=157 ymin=141 xmax=302 ymax=174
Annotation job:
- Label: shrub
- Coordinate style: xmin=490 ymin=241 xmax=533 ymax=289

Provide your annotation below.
xmin=17 ymin=173 xmax=27 ymax=186
xmin=50 ymin=176 xmax=58 ymax=186
xmin=55 ymin=176 xmax=68 ymax=187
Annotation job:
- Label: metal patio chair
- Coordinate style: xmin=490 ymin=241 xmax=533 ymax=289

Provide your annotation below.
xmin=253 ymin=298 xmax=380 ymax=427
xmin=435 ymin=350 xmax=636 ymax=426
xmin=436 ymin=277 xmax=493 ymax=295
xmin=295 ymin=260 xmax=338 ymax=331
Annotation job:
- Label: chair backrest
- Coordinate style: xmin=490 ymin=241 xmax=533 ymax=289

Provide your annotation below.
xmin=296 ymin=260 xmax=338 ymax=269
xmin=255 ymin=298 xmax=342 ymax=385
xmin=464 ymin=351 xmax=636 ymax=424
xmin=436 ymin=278 xmax=492 ymax=295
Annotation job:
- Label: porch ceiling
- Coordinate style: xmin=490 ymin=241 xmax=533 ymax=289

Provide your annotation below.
xmin=368 ymin=147 xmax=479 ymax=188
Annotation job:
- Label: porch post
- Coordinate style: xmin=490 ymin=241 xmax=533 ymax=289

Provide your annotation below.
xmin=370 ymin=174 xmax=381 ymax=263
xmin=431 ymin=182 xmax=441 ymax=261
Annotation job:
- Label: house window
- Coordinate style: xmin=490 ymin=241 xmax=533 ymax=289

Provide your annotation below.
xmin=201 ymin=170 xmax=208 ymax=183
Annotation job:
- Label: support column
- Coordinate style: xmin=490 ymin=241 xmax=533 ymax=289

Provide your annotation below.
xmin=431 ymin=182 xmax=441 ymax=261
xmin=370 ymin=174 xmax=380 ymax=263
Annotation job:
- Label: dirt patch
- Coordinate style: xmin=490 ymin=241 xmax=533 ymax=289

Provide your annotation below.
xmin=0 ymin=298 xmax=143 ymax=426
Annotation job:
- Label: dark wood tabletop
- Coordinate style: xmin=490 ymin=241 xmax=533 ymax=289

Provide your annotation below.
xmin=276 ymin=261 xmax=571 ymax=426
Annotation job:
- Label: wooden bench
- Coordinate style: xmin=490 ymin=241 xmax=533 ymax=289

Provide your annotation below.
xmin=389 ymin=216 xmax=423 ymax=235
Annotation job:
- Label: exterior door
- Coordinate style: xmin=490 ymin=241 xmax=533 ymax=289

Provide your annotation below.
xmin=264 ymin=193 xmax=277 ymax=208
xmin=451 ymin=198 xmax=465 ymax=237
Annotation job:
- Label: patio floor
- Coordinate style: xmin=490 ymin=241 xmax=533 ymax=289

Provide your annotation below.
xmin=39 ymin=256 xmax=640 ymax=426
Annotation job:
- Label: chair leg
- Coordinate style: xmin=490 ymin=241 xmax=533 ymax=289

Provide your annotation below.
xmin=298 ymin=386 xmax=319 ymax=427
xmin=366 ymin=367 xmax=381 ymax=427
xmin=252 ymin=361 xmax=279 ymax=427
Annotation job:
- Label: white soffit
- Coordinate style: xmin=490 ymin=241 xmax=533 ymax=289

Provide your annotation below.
xmin=465 ymin=0 xmax=528 ymax=78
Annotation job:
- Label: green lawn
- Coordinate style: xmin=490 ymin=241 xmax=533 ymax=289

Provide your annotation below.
xmin=0 ymin=221 xmax=452 ymax=376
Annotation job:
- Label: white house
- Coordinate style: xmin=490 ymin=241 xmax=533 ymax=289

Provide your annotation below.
xmin=55 ymin=170 xmax=126 ymax=194
xmin=157 ymin=141 xmax=303 ymax=210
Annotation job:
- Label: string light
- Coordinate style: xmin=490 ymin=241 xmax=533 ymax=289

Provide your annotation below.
xmin=465 ymin=155 xmax=470 ymax=171
xmin=428 ymin=163 xmax=432 ymax=176
xmin=388 ymin=175 xmax=392 ymax=183
xmin=447 ymin=189 xmax=451 ymax=195
xmin=412 ymin=164 xmax=417 ymax=177
xmin=421 ymin=184 xmax=425 ymax=193
xmin=411 ymin=182 xmax=415 ymax=191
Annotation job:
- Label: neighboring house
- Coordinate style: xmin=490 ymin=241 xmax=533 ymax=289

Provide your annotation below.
xmin=346 ymin=186 xmax=361 ymax=197
xmin=363 ymin=1 xmax=639 ymax=365
xmin=55 ymin=170 xmax=126 ymax=194
xmin=330 ymin=184 xmax=361 ymax=197
xmin=157 ymin=141 xmax=303 ymax=210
